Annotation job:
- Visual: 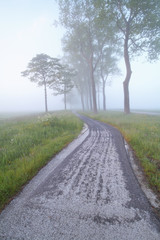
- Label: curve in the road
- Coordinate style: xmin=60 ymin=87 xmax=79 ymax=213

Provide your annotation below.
xmin=0 ymin=115 xmax=160 ymax=240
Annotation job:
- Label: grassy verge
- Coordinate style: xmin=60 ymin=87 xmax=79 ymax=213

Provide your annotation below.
xmin=85 ymin=111 xmax=160 ymax=194
xmin=0 ymin=111 xmax=83 ymax=211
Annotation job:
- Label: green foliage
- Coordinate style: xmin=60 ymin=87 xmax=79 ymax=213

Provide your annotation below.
xmin=21 ymin=54 xmax=61 ymax=86
xmin=58 ymin=0 xmax=119 ymax=113
xmin=0 ymin=112 xmax=83 ymax=211
xmin=48 ymin=64 xmax=75 ymax=96
xmin=21 ymin=54 xmax=62 ymax=112
xmin=86 ymin=111 xmax=160 ymax=192
xmin=58 ymin=0 xmax=160 ymax=114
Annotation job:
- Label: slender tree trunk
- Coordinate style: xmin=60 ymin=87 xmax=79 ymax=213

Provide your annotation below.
xmin=102 ymin=80 xmax=106 ymax=111
xmin=101 ymin=69 xmax=106 ymax=111
xmin=64 ymin=92 xmax=67 ymax=110
xmin=90 ymin=60 xmax=97 ymax=113
xmin=87 ymin=77 xmax=92 ymax=111
xmin=44 ymin=81 xmax=48 ymax=113
xmin=63 ymin=83 xmax=66 ymax=110
xmin=123 ymin=26 xmax=132 ymax=114
xmin=85 ymin=87 xmax=89 ymax=111
xmin=97 ymin=83 xmax=100 ymax=110
xmin=84 ymin=92 xmax=88 ymax=110
xmin=80 ymin=91 xmax=85 ymax=111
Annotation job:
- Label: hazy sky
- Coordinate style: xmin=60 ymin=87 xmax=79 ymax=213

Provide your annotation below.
xmin=0 ymin=0 xmax=160 ymax=112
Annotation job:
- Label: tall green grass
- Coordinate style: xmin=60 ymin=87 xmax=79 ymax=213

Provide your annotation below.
xmin=85 ymin=111 xmax=160 ymax=194
xmin=0 ymin=111 xmax=83 ymax=210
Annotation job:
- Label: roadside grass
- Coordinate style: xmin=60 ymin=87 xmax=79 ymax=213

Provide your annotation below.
xmin=85 ymin=111 xmax=160 ymax=194
xmin=0 ymin=111 xmax=83 ymax=211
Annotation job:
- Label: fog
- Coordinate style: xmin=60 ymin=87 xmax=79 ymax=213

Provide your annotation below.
xmin=107 ymin=60 xmax=160 ymax=110
xmin=0 ymin=0 xmax=160 ymax=113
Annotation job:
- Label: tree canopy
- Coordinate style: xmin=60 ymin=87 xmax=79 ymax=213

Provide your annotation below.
xmin=58 ymin=0 xmax=118 ymax=112
xmin=21 ymin=1 xmax=160 ymax=113
xmin=21 ymin=54 xmax=61 ymax=112
xmin=48 ymin=64 xmax=75 ymax=110
xmin=58 ymin=0 xmax=160 ymax=113
xmin=96 ymin=0 xmax=160 ymax=113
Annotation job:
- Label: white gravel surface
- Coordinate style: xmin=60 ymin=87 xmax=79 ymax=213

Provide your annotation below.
xmin=0 ymin=115 xmax=160 ymax=239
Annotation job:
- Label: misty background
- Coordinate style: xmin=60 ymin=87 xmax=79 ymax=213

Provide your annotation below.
xmin=0 ymin=0 xmax=160 ymax=113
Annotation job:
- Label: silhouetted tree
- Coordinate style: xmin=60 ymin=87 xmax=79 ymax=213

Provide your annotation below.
xmin=98 ymin=48 xmax=120 ymax=110
xmin=58 ymin=0 xmax=116 ymax=113
xmin=21 ymin=54 xmax=61 ymax=112
xmin=48 ymin=64 xmax=75 ymax=110
xmin=101 ymin=0 xmax=160 ymax=113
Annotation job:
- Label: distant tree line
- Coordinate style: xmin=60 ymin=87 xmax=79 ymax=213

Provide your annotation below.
xmin=57 ymin=0 xmax=160 ymax=114
xmin=21 ymin=54 xmax=75 ymax=112
xmin=22 ymin=0 xmax=160 ymax=114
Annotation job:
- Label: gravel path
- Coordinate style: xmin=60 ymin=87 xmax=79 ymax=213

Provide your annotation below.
xmin=0 ymin=115 xmax=160 ymax=239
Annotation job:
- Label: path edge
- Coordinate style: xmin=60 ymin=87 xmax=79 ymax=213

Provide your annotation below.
xmin=124 ymin=140 xmax=160 ymax=211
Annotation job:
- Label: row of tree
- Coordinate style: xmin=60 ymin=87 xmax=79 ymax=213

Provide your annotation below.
xmin=57 ymin=0 xmax=160 ymax=113
xmin=22 ymin=0 xmax=160 ymax=113
xmin=21 ymin=51 xmax=118 ymax=112
xmin=21 ymin=54 xmax=75 ymax=112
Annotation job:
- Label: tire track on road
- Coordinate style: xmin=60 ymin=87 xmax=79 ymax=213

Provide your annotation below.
xmin=0 ymin=115 xmax=160 ymax=240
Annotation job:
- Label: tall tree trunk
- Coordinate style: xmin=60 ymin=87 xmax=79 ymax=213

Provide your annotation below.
xmin=97 ymin=83 xmax=100 ymax=110
xmin=63 ymin=83 xmax=67 ymax=110
xmin=80 ymin=91 xmax=85 ymax=111
xmin=102 ymin=80 xmax=106 ymax=111
xmin=85 ymin=87 xmax=89 ymax=111
xmin=86 ymin=95 xmax=89 ymax=110
xmin=90 ymin=61 xmax=97 ymax=113
xmin=87 ymin=77 xmax=92 ymax=111
xmin=44 ymin=81 xmax=48 ymax=113
xmin=64 ymin=92 xmax=67 ymax=110
xmin=123 ymin=26 xmax=132 ymax=114
xmin=101 ymin=69 xmax=106 ymax=111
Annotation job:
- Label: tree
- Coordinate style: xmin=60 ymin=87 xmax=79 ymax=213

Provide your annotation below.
xmin=97 ymin=47 xmax=120 ymax=110
xmin=61 ymin=25 xmax=96 ymax=111
xmin=62 ymin=26 xmax=120 ymax=112
xmin=62 ymin=49 xmax=92 ymax=111
xmin=58 ymin=0 xmax=116 ymax=113
xmin=21 ymin=54 xmax=61 ymax=112
xmin=104 ymin=0 xmax=160 ymax=113
xmin=48 ymin=64 xmax=75 ymax=110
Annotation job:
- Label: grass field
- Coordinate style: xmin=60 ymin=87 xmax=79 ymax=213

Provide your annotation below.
xmin=0 ymin=111 xmax=83 ymax=211
xmin=85 ymin=111 xmax=160 ymax=195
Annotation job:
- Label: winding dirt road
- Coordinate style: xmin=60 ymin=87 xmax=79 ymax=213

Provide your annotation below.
xmin=0 ymin=115 xmax=160 ymax=239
